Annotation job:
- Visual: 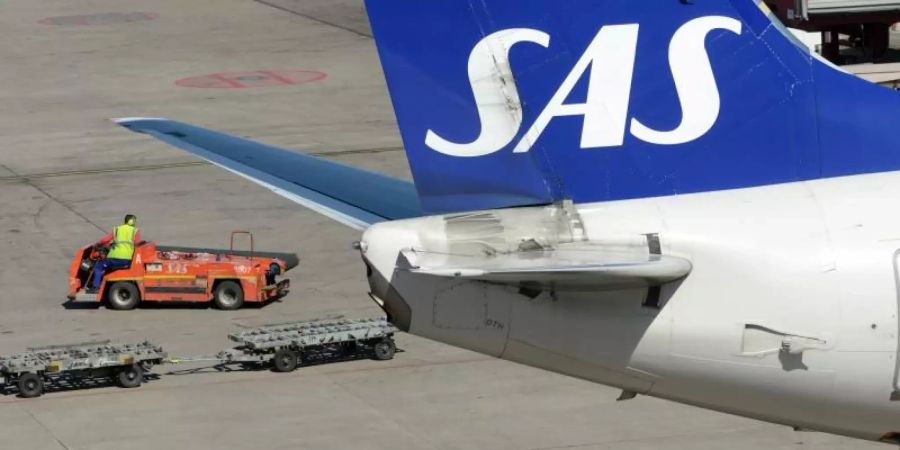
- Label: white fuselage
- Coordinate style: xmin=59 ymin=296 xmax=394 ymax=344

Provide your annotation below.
xmin=360 ymin=172 xmax=900 ymax=443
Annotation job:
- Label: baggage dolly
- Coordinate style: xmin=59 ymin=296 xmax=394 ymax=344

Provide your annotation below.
xmin=0 ymin=318 xmax=398 ymax=398
xmin=172 ymin=318 xmax=400 ymax=372
xmin=0 ymin=340 xmax=167 ymax=398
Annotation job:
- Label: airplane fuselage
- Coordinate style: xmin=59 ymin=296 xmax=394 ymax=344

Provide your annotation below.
xmin=361 ymin=173 xmax=900 ymax=443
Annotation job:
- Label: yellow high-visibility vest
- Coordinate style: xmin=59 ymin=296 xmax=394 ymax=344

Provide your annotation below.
xmin=107 ymin=224 xmax=137 ymax=260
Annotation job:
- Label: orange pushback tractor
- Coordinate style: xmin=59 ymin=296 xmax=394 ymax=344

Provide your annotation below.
xmin=67 ymin=232 xmax=298 ymax=310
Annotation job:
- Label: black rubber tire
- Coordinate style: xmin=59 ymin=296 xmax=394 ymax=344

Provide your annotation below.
xmin=213 ymin=281 xmax=244 ymax=310
xmin=116 ymin=364 xmax=143 ymax=388
xmin=373 ymin=338 xmax=396 ymax=361
xmin=17 ymin=373 xmax=43 ymax=398
xmin=107 ymin=281 xmax=140 ymax=310
xmin=272 ymin=348 xmax=299 ymax=372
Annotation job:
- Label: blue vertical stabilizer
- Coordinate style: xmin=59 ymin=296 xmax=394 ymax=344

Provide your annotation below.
xmin=366 ymin=0 xmax=900 ymax=213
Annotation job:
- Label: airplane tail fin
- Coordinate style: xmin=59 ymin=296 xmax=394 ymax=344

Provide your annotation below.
xmin=366 ymin=0 xmax=900 ymax=213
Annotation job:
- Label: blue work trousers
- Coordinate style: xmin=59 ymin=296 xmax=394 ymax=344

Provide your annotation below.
xmin=91 ymin=258 xmax=131 ymax=290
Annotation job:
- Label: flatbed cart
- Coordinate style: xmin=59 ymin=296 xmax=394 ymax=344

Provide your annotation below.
xmin=171 ymin=318 xmax=400 ymax=372
xmin=0 ymin=340 xmax=167 ymax=398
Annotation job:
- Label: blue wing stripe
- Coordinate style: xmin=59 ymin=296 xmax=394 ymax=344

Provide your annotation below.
xmin=115 ymin=118 xmax=423 ymax=229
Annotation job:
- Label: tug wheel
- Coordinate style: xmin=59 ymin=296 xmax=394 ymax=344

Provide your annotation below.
xmin=213 ymin=281 xmax=244 ymax=310
xmin=373 ymin=338 xmax=396 ymax=361
xmin=107 ymin=282 xmax=140 ymax=310
xmin=116 ymin=364 xmax=143 ymax=388
xmin=17 ymin=373 xmax=43 ymax=398
xmin=272 ymin=348 xmax=299 ymax=372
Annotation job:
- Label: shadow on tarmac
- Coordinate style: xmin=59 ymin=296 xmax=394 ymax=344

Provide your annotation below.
xmin=61 ymin=296 xmax=286 ymax=310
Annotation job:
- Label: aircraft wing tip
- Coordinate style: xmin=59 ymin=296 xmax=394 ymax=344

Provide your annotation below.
xmin=112 ymin=117 xmax=170 ymax=126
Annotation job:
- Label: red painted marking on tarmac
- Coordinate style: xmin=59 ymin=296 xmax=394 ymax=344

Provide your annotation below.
xmin=175 ymin=70 xmax=327 ymax=89
xmin=209 ymin=74 xmax=247 ymax=89
xmin=257 ymin=70 xmax=296 ymax=85
xmin=38 ymin=12 xmax=158 ymax=26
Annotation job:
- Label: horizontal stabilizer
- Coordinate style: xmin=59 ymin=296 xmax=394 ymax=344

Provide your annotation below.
xmin=114 ymin=118 xmax=423 ymax=230
xmin=400 ymin=243 xmax=692 ymax=290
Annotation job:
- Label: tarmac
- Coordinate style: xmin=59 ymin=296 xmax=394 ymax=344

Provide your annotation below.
xmin=0 ymin=0 xmax=886 ymax=448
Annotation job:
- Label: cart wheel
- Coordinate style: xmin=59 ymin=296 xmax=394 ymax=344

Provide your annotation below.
xmin=213 ymin=281 xmax=244 ymax=310
xmin=116 ymin=364 xmax=143 ymax=388
xmin=107 ymin=282 xmax=140 ymax=310
xmin=17 ymin=373 xmax=43 ymax=398
xmin=373 ymin=338 xmax=396 ymax=361
xmin=272 ymin=348 xmax=299 ymax=372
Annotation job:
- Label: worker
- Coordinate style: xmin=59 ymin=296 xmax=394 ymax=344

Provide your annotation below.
xmin=87 ymin=214 xmax=142 ymax=293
